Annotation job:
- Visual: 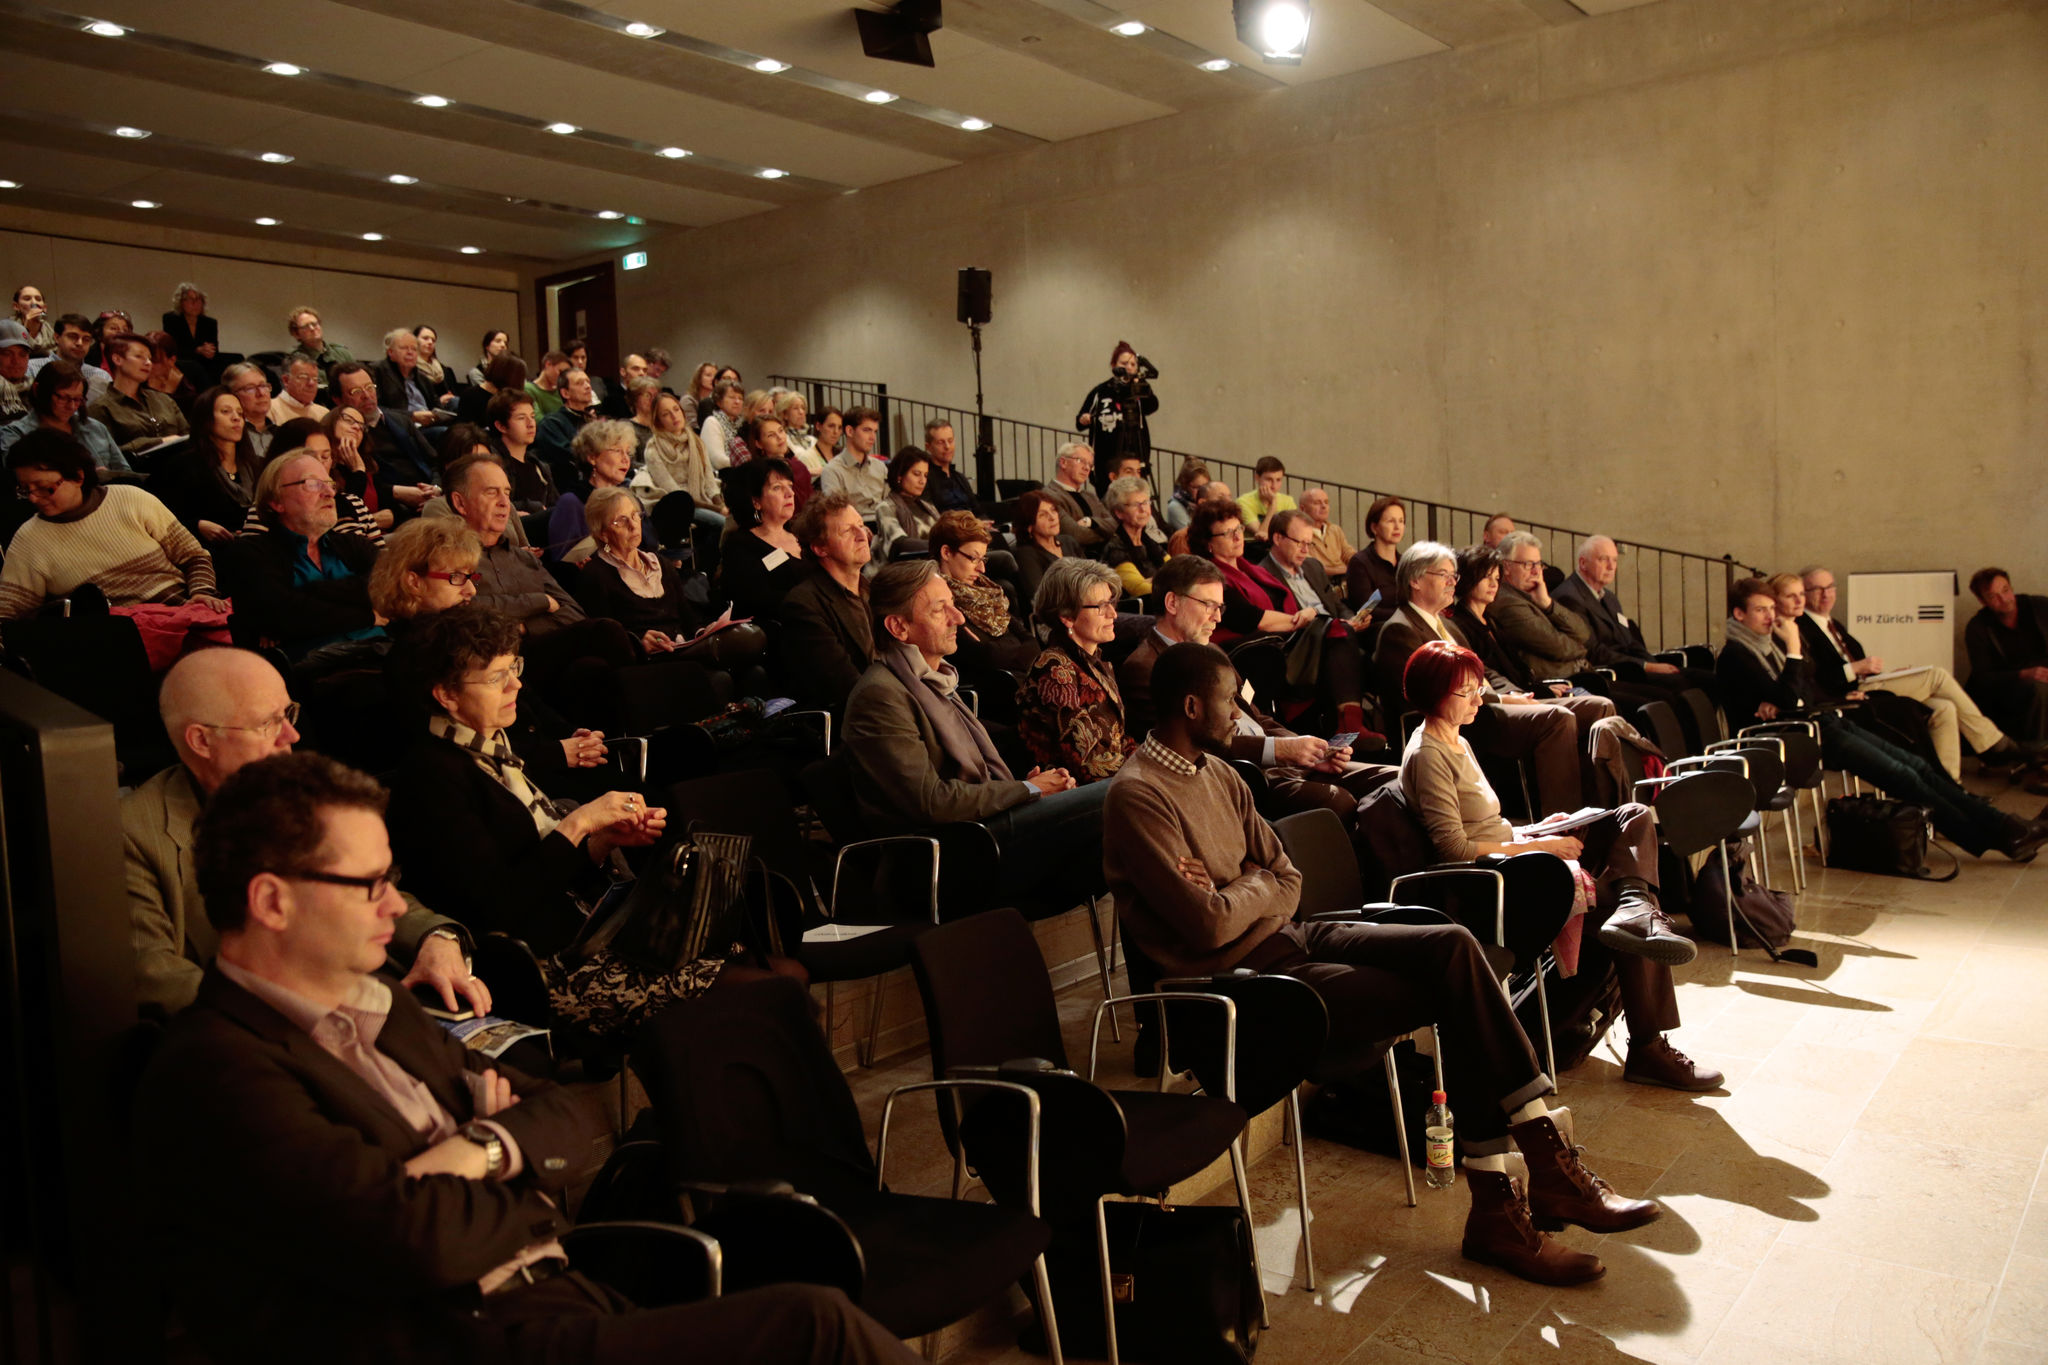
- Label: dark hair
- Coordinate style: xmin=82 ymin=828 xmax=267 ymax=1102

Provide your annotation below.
xmin=737 ymin=415 xmax=782 ymax=447
xmin=1187 ymin=499 xmax=1244 ymax=557
xmin=792 ymin=491 xmax=859 ymax=556
xmin=188 ymin=385 xmax=243 ymax=449
xmin=1402 ymin=639 xmax=1484 ymax=712
xmin=6 ymin=428 xmax=97 ymax=491
xmin=644 ymin=347 xmax=671 ymax=369
xmin=1269 ymin=508 xmax=1308 ymax=542
xmin=194 ymin=752 xmax=389 ymax=935
xmin=730 ymin=457 xmax=793 ymax=531
xmin=1728 ymin=576 xmax=1774 ymax=614
xmin=844 ymin=405 xmax=881 ymax=430
xmin=482 ymin=352 xmax=528 ymax=391
xmin=443 ymin=452 xmax=506 ymax=502
xmin=1173 ymin=458 xmax=1210 ymax=496
xmin=1253 ymin=455 xmax=1286 ymax=478
xmin=566 ymin=337 xmax=588 ymax=357
xmin=413 ymin=323 xmax=437 ymax=341
xmin=1455 ymin=545 xmax=1501 ymax=604
xmin=930 ymin=508 xmax=991 ymax=556
xmin=814 ymin=404 xmax=843 ymax=426
xmin=870 ymin=559 xmax=940 ymax=634
xmin=401 ymin=605 xmax=524 ymax=714
xmin=480 ymin=329 xmax=507 ymax=356
xmin=270 ymin=416 xmax=325 ymax=459
xmin=1366 ymin=494 xmax=1406 ymax=534
xmin=318 ymin=405 xmax=375 ymax=480
xmin=1151 ymin=641 xmax=1233 ymax=720
xmin=1970 ymin=567 xmax=2011 ymax=602
xmin=104 ymin=333 xmax=152 ymax=366
xmin=1015 ymin=488 xmax=1059 ymax=537
xmin=886 ymin=445 xmax=929 ymax=492
xmin=1484 ymin=511 xmax=1513 ymax=531
xmin=54 ymin=312 xmax=93 ymax=336
xmin=1155 ymin=553 xmax=1223 ymax=601
xmin=540 ymin=350 xmax=570 ymax=369
xmin=486 ymin=387 xmax=534 ymax=431
xmin=714 ymin=366 xmax=740 ymax=385
xmin=440 ymin=423 xmax=492 ymax=466
xmin=329 ymin=360 xmax=373 ymax=396
xmin=28 ymin=359 xmax=86 ymax=418
xmin=711 ymin=379 xmax=744 ymax=406
xmin=143 ymin=330 xmax=178 ymax=364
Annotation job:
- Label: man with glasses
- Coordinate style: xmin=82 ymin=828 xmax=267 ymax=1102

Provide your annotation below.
xmin=331 ymin=360 xmax=435 ymax=484
xmin=1265 ymin=508 xmax=1360 ymax=623
xmin=1041 ymin=440 xmax=1110 ymax=549
xmin=218 ymin=451 xmax=385 ymax=668
xmin=285 ymin=306 xmax=353 ymax=393
xmin=0 ymin=319 xmax=36 ymax=420
xmin=1491 ymin=531 xmax=1667 ymax=734
xmin=124 ymin=649 xmax=480 ymax=1020
xmin=221 ymin=362 xmax=277 ymax=460
xmin=269 ymin=354 xmax=328 ymax=426
xmin=26 ymin=312 xmax=111 ymax=404
xmin=777 ymin=494 xmax=875 ymax=712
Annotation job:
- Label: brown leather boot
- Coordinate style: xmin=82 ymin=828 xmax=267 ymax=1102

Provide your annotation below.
xmin=1461 ymin=1167 xmax=1605 ymax=1286
xmin=1511 ymin=1108 xmax=1660 ymax=1234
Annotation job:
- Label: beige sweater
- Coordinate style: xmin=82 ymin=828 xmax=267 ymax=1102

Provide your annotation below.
xmin=1400 ymin=726 xmax=1513 ymax=864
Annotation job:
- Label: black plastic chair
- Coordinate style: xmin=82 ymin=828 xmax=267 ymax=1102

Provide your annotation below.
xmin=1698 ymin=738 xmax=1796 ymax=892
xmin=633 ymin=975 xmax=1062 ymax=1357
xmin=1740 ymin=720 xmax=1828 ymax=866
xmin=1634 ymin=768 xmax=1756 ymax=956
xmin=1680 ymin=687 xmax=1723 ymax=750
xmin=909 ymin=910 xmax=1258 ymax=1364
xmin=1638 ymin=698 xmax=1692 ymax=761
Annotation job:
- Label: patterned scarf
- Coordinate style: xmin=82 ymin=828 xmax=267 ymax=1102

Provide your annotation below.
xmin=429 ymin=715 xmax=564 ymax=836
xmin=950 ymin=572 xmax=1010 ymax=638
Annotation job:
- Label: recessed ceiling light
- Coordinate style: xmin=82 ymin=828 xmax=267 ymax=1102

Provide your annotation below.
xmin=460 ymin=246 xmax=483 ymax=255
xmin=1111 ymin=20 xmax=1147 ymax=36
xmin=657 ymin=146 xmax=690 ymax=159
xmin=259 ymin=152 xmax=294 ymax=164
xmin=1198 ymin=57 xmax=1233 ymax=71
xmin=131 ymin=199 xmax=158 ymax=209
xmin=113 ymin=126 xmax=151 ymax=139
xmin=414 ymin=94 xmax=451 ymax=108
xmin=387 ymin=174 xmax=418 ymax=185
xmin=757 ymin=168 xmax=787 ymax=180
xmin=596 ymin=210 xmax=624 ymax=220
xmin=0 ymin=180 xmax=19 ymax=190
xmin=263 ymin=62 xmax=303 ymax=76
xmin=254 ymin=217 xmax=280 ymax=226
xmin=361 ymin=232 xmax=384 ymax=241
xmin=960 ymin=118 xmax=992 ymax=131
xmin=84 ymin=20 xmax=126 ymax=36
xmin=622 ymin=21 xmax=662 ymax=37
xmin=863 ymin=90 xmax=897 ymax=104
xmin=752 ymin=58 xmax=789 ymax=73
xmin=545 ymin=122 xmax=578 ymax=135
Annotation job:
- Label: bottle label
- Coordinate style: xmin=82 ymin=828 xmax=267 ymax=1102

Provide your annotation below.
xmin=1426 ymin=1126 xmax=1454 ymax=1169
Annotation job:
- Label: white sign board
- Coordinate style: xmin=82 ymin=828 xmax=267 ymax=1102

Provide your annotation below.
xmin=1845 ymin=571 xmax=1959 ymax=672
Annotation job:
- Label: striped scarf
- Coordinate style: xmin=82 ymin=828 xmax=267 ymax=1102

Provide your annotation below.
xmin=429 ymin=716 xmax=564 ymax=836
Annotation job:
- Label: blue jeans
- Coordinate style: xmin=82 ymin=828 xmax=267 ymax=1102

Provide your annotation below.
xmin=1819 ymin=714 xmax=2014 ymax=855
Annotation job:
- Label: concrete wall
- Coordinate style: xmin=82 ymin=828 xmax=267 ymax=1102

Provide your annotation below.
xmin=618 ymin=0 xmax=2047 ymax=645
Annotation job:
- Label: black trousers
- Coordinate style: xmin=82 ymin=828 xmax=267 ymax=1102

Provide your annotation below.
xmin=482 ymin=1273 xmax=921 ymax=1364
xmin=1248 ymin=920 xmax=1550 ymax=1153
xmin=1468 ymin=701 xmax=1579 ymax=816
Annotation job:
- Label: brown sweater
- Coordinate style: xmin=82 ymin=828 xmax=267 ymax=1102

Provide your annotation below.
xmin=1103 ymin=739 xmax=1301 ymax=977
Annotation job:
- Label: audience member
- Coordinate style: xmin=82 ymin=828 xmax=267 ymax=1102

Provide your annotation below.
xmin=372 ymin=328 xmax=444 ymax=437
xmin=1345 ymin=493 xmax=1405 ymax=620
xmin=1012 ymin=487 xmax=1079 ymax=606
xmin=876 ymin=446 xmax=939 ymax=561
xmin=1073 ymin=341 xmax=1157 ymax=490
xmin=411 ymin=324 xmax=458 ymax=409
xmin=331 ymin=361 xmax=436 ymax=485
xmin=220 ymin=362 xmax=276 ymax=461
xmin=142 ymin=329 xmax=197 ymax=413
xmin=1040 ymin=441 xmax=1109 ymax=549
xmin=922 ymin=417 xmax=974 ymax=511
xmin=151 ymin=385 xmax=256 ymax=541
xmin=821 ymin=405 xmax=888 ymax=518
xmin=1489 ymin=533 xmax=1596 ymax=682
xmin=810 ymin=405 xmax=844 ymax=472
xmin=1450 ymin=546 xmax=1565 ymax=697
xmin=1400 ymin=640 xmax=1716 ymax=1090
xmin=1236 ymin=456 xmax=1296 ymax=540
xmin=0 ymin=359 xmax=130 ymax=473
xmin=1298 ymin=487 xmax=1353 ymax=576
xmin=320 ymin=404 xmax=417 ymax=534
xmin=1481 ymin=512 xmax=1515 ymax=549
xmin=679 ymin=361 xmax=716 ymax=431
xmin=932 ymin=509 xmax=1037 ymax=681
xmin=367 ymin=515 xmax=482 ymax=625
xmin=467 ymin=329 xmax=509 ymax=388
xmin=773 ymin=391 xmax=822 ymax=478
xmin=720 ymin=457 xmax=808 ymax=620
xmin=1553 ymin=535 xmax=1718 ymax=692
xmin=125 ymin=650 xmax=477 ymax=1020
xmin=1020 ymin=558 xmax=1135 ymax=782
xmin=575 ymin=487 xmax=767 ymax=673
xmin=699 ymin=379 xmax=747 ymax=470
xmin=285 ymin=305 xmax=353 ymax=391
xmin=0 ymin=320 xmax=32 ymax=420
xmin=1263 ymin=508 xmax=1354 ymax=621
xmin=565 ymin=340 xmax=605 ymax=407
xmin=1100 ymin=474 xmax=1169 ymax=598
xmin=161 ymin=284 xmax=226 ymax=386
xmin=1964 ymin=567 xmax=2048 ymax=743
xmin=1785 ymin=569 xmax=2037 ymax=779
xmin=642 ymin=391 xmax=721 ymax=527
xmin=269 ymin=354 xmax=328 ymax=426
xmin=597 ymin=352 xmax=648 ymax=420
xmin=1717 ymin=578 xmax=2043 ymax=861
xmin=525 ymin=349 xmax=569 ymax=418
xmin=485 ymin=388 xmax=557 ymax=513
xmin=28 ymin=312 xmax=113 ymax=403
xmin=1104 ymin=640 xmax=1654 ymax=1287
xmin=246 ymin=419 xmax=380 ymax=542
xmin=88 ymin=334 xmax=188 ymax=457
xmin=457 ymin=351 xmax=528 ymax=428
xmin=1164 ymin=459 xmax=1208 ymax=534
xmin=548 ymin=420 xmax=648 ymax=567
xmin=218 ymin=450 xmax=384 ymax=665
xmin=86 ymin=309 xmax=132 ymax=370
xmin=536 ymin=368 xmax=600 ymax=488
xmin=776 ymin=493 xmax=875 ymax=711
xmin=0 ymin=430 xmax=218 ymax=620
xmin=10 ymin=283 xmax=53 ymax=356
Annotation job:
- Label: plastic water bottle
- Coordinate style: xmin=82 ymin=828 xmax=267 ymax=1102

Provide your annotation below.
xmin=1424 ymin=1090 xmax=1456 ymax=1189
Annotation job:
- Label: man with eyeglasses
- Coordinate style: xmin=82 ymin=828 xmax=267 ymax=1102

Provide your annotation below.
xmin=0 ymin=319 xmax=34 ymax=421
xmin=124 ymin=649 xmax=480 ymax=1021
xmin=285 ymin=305 xmax=353 ymax=394
xmin=776 ymin=494 xmax=875 ymax=712
xmin=26 ymin=312 xmax=112 ymax=404
xmin=216 ymin=450 xmax=384 ymax=667
xmin=331 ymin=360 xmax=434 ymax=484
xmin=268 ymin=354 xmax=328 ymax=426
xmin=1041 ymin=441 xmax=1110 ymax=549
xmin=1265 ymin=508 xmax=1361 ymax=624
xmin=220 ymin=362 xmax=277 ymax=460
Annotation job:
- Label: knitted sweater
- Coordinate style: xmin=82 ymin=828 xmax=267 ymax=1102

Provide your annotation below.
xmin=0 ymin=484 xmax=214 ymax=619
xmin=1400 ymin=727 xmax=1513 ymax=864
xmin=1103 ymin=738 xmax=1301 ymax=977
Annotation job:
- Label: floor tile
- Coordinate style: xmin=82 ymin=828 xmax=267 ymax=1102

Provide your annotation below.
xmin=1715 ymin=1242 xmax=1993 ymax=1364
xmin=1855 ymin=1035 xmax=2048 ymax=1162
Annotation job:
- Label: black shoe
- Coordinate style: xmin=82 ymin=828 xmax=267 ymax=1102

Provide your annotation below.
xmin=1597 ymin=883 xmax=1699 ymax=966
xmin=1999 ymin=819 xmax=2048 ymax=863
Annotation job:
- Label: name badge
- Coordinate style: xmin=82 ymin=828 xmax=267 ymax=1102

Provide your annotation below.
xmin=761 ymin=548 xmax=791 ymax=572
xmin=1615 ymin=612 xmax=1630 ymax=628
xmin=1240 ymin=678 xmax=1255 ymax=704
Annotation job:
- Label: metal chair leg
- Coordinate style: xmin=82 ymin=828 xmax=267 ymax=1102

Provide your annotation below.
xmin=1086 ymin=898 xmax=1121 ymax=1043
xmin=1782 ymin=808 xmax=1805 ymax=893
xmin=1287 ymin=1090 xmax=1317 ymax=1290
xmin=1229 ymin=1139 xmax=1272 ymax=1326
xmin=1095 ymin=1197 xmax=1121 ymax=1365
xmin=1386 ymin=1049 xmax=1416 ymax=1208
xmin=1718 ymin=841 xmax=1739 ymax=956
xmin=1534 ymin=973 xmax=1557 ymax=1080
xmin=859 ymin=971 xmax=889 ymax=1068
xmin=1031 ymin=1253 xmax=1065 ymax=1365
xmin=1810 ymin=786 xmax=1829 ymax=861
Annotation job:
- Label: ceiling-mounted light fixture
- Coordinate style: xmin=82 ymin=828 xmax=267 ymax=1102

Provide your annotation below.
xmin=596 ymin=210 xmax=624 ymax=220
xmin=0 ymin=180 xmax=20 ymax=189
xmin=622 ymin=21 xmax=662 ymax=37
xmin=1199 ymin=57 xmax=1233 ymax=72
xmin=131 ymin=199 xmax=158 ymax=209
xmin=1233 ymin=0 xmax=1311 ymax=65
xmin=113 ymin=126 xmax=151 ymax=139
xmin=414 ymin=94 xmax=451 ymax=108
xmin=361 ymin=232 xmax=385 ymax=241
xmin=83 ymin=19 xmax=125 ymax=36
xmin=259 ymin=152 xmax=294 ymax=164
xmin=387 ymin=174 xmax=418 ymax=185
xmin=854 ymin=0 xmax=941 ymax=68
xmin=959 ymin=117 xmax=990 ymax=131
xmin=545 ymin=122 xmax=578 ymax=135
xmin=263 ymin=61 xmax=302 ymax=76
xmin=757 ymin=168 xmax=788 ymax=180
xmin=254 ymin=217 xmax=279 ymax=226
xmin=1111 ymin=21 xmax=1146 ymax=36
xmin=657 ymin=146 xmax=690 ymax=159
xmin=460 ymin=246 xmax=483 ymax=254
xmin=863 ymin=90 xmax=898 ymax=104
xmin=751 ymin=57 xmax=789 ymax=73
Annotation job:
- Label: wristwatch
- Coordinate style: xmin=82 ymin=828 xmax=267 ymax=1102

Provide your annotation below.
xmin=459 ymin=1121 xmax=506 ymax=1180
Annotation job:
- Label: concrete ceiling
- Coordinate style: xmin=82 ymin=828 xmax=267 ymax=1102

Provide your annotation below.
xmin=0 ymin=0 xmax=1673 ymax=265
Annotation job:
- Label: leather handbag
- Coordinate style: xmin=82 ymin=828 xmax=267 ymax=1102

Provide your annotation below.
xmin=1029 ymin=1202 xmax=1262 ymax=1364
xmin=1824 ymin=794 xmax=1960 ymax=882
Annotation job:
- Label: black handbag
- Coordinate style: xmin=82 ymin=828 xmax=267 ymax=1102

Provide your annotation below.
xmin=1029 ymin=1202 xmax=1261 ymax=1364
xmin=569 ymin=829 xmax=756 ymax=974
xmin=1825 ymin=794 xmax=1960 ymax=882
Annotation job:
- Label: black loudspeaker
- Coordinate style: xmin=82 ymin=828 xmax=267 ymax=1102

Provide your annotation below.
xmin=957 ymin=267 xmax=992 ymax=326
xmin=855 ymin=1 xmax=941 ymax=68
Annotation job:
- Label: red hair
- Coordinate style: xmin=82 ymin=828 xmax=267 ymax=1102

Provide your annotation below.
xmin=1402 ymin=640 xmax=1484 ymax=712
xmin=1110 ymin=340 xmax=1136 ymax=366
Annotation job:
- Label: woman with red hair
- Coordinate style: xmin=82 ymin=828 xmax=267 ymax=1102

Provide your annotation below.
xmin=1400 ymin=640 xmax=1719 ymax=1093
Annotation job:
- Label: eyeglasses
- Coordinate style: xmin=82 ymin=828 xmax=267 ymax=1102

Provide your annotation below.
xmin=231 ymin=381 xmax=272 ymax=396
xmin=1450 ymin=685 xmax=1484 ymax=700
xmin=1209 ymin=526 xmax=1245 ymax=541
xmin=607 ymin=512 xmax=642 ymax=530
xmin=1507 ymin=557 xmax=1545 ymax=569
xmin=50 ymin=389 xmax=85 ymax=407
xmin=16 ymin=478 xmax=67 ymax=501
xmin=952 ymin=547 xmax=987 ymax=567
xmin=278 ymin=863 xmax=402 ymax=902
xmin=1076 ymin=598 xmax=1120 ymax=615
xmin=283 ymin=476 xmax=337 ymax=493
xmin=1284 ymin=534 xmax=1317 ymax=548
xmin=1421 ymin=569 xmax=1459 ymax=584
xmin=1183 ymin=596 xmax=1226 ymax=617
xmin=465 ymin=657 xmax=525 ymax=689
xmin=426 ymin=569 xmax=479 ymax=588
xmin=197 ymin=701 xmax=302 ymax=739
xmin=340 ymin=383 xmax=376 ymax=399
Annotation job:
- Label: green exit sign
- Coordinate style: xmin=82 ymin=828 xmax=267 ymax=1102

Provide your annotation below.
xmin=622 ymin=250 xmax=649 ymax=271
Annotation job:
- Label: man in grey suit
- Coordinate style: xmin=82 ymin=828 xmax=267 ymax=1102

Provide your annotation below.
xmin=123 ymin=647 xmax=482 ymax=1020
xmin=1552 ymin=534 xmax=1722 ymax=741
xmin=1265 ymin=508 xmax=1366 ymax=624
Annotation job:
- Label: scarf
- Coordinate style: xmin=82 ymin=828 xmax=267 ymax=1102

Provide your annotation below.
xmin=415 ymin=356 xmax=446 ymax=386
xmin=429 ymin=715 xmax=565 ymax=836
xmin=880 ymin=639 xmax=1014 ymax=785
xmin=950 ymin=572 xmax=1010 ymax=638
xmin=1723 ymin=616 xmax=1786 ymax=679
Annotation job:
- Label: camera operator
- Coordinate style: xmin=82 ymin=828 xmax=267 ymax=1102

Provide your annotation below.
xmin=1074 ymin=341 xmax=1158 ymax=496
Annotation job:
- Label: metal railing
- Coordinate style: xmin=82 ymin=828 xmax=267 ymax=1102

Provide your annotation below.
xmin=774 ymin=374 xmax=1756 ymax=652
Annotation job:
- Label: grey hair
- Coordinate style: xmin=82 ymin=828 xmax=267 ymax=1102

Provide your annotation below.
xmin=382 ymin=327 xmax=415 ymax=351
xmin=627 ymin=376 xmax=662 ymax=402
xmin=1033 ymin=556 xmax=1123 ymax=630
xmin=1105 ymin=475 xmax=1151 ymax=512
xmin=1394 ymin=540 xmax=1457 ymax=603
xmin=282 ymin=353 xmax=320 ymax=376
xmin=772 ymin=390 xmax=808 ymax=426
xmin=583 ymin=485 xmax=640 ymax=537
xmin=171 ymin=282 xmax=205 ymax=309
xmin=924 ymin=415 xmax=954 ymax=437
xmin=571 ymin=418 xmax=637 ymax=465
xmin=1577 ymin=534 xmax=1617 ymax=566
xmin=870 ymin=558 xmax=942 ymax=633
xmin=1056 ymin=440 xmax=1092 ymax=464
xmin=219 ymin=361 xmax=266 ymax=390
xmin=1496 ymin=530 xmax=1544 ymax=559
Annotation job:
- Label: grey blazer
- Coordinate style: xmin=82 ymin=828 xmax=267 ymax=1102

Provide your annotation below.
xmin=842 ymin=660 xmax=1036 ymax=832
xmin=1490 ymin=582 xmax=1595 ymax=679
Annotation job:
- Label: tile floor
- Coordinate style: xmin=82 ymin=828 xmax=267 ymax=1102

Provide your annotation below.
xmin=845 ymin=777 xmax=2048 ymax=1365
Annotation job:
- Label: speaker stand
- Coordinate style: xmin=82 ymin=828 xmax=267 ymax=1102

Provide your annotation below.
xmin=968 ymin=321 xmax=995 ymax=503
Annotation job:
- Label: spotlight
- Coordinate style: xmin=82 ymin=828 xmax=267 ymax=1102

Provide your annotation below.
xmin=863 ymin=90 xmax=898 ymax=103
xmin=387 ymin=174 xmax=418 ymax=185
xmin=264 ymin=62 xmax=303 ymax=76
xmin=254 ymin=217 xmax=280 ymax=226
xmin=259 ymin=152 xmax=294 ymax=164
xmin=414 ymin=94 xmax=451 ymax=108
xmin=657 ymin=146 xmax=691 ymax=158
xmin=960 ymin=117 xmax=990 ymax=131
xmin=596 ymin=210 xmax=624 ymax=220
xmin=113 ymin=126 xmax=151 ymax=139
xmin=854 ymin=0 xmax=940 ymax=69
xmin=751 ymin=58 xmax=789 ymax=73
xmin=0 ymin=180 xmax=19 ymax=189
xmin=546 ymin=122 xmax=578 ymax=135
xmin=1199 ymin=57 xmax=1233 ymax=72
xmin=757 ymin=168 xmax=787 ymax=180
xmin=1233 ymin=0 xmax=1311 ymax=65
xmin=1111 ymin=21 xmax=1146 ymax=36
xmin=131 ymin=199 xmax=158 ymax=209
xmin=460 ymin=246 xmax=483 ymax=254
xmin=84 ymin=20 xmax=125 ymax=36
xmin=622 ymin=21 xmax=662 ymax=37
xmin=361 ymin=232 xmax=385 ymax=241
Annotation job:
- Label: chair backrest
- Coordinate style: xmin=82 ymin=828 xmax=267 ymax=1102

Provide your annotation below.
xmin=631 ymin=975 xmax=879 ymax=1202
xmin=1 ymin=615 xmax=169 ymax=766
xmin=473 ymin=933 xmax=555 ymax=1030
xmin=1638 ymin=699 xmax=1690 ymax=760
xmin=669 ymin=767 xmax=824 ymax=919
xmin=1742 ymin=724 xmax=1823 ymax=788
xmin=1273 ymin=808 xmax=1367 ymax=917
xmin=1713 ymin=740 xmax=1785 ymax=805
xmin=797 ymin=754 xmax=870 ymax=845
xmin=1680 ymin=688 xmax=1722 ymax=749
xmin=910 ymin=908 xmax=1072 ymax=1075
xmin=1642 ymin=769 xmax=1755 ymax=858
xmin=1156 ymin=972 xmax=1328 ymax=1117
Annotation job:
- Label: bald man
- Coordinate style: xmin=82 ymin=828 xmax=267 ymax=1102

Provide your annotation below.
xmin=124 ymin=647 xmax=484 ymax=1019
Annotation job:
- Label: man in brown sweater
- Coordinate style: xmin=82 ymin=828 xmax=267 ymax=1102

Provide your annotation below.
xmin=1104 ymin=641 xmax=1660 ymax=1288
